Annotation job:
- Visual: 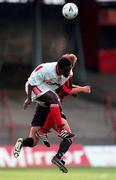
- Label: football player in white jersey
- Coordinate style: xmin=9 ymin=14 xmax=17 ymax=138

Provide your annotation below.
xmin=23 ymin=56 xmax=75 ymax=147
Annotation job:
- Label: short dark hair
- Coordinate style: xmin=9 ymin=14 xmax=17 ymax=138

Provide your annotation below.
xmin=58 ymin=57 xmax=72 ymax=69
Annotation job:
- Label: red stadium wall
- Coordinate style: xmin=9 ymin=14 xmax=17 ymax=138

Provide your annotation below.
xmin=99 ymin=49 xmax=116 ymax=73
xmin=98 ymin=8 xmax=116 ymax=73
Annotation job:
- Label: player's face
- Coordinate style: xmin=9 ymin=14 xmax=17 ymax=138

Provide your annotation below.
xmin=60 ymin=65 xmax=72 ymax=77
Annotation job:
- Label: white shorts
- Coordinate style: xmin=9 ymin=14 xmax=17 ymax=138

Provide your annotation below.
xmin=25 ymin=82 xmax=58 ymax=102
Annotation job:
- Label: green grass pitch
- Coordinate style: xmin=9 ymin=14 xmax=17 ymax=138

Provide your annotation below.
xmin=0 ymin=167 xmax=116 ymax=180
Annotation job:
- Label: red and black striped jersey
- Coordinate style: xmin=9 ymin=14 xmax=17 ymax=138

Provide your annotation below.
xmin=56 ymin=77 xmax=72 ymax=102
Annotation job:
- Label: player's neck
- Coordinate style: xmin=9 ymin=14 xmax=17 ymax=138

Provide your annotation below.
xmin=56 ymin=64 xmax=61 ymax=76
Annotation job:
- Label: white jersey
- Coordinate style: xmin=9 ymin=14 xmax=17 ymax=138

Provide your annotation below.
xmin=25 ymin=62 xmax=73 ymax=101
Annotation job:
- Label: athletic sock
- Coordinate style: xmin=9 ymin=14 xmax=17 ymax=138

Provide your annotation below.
xmin=41 ymin=104 xmax=64 ymax=132
xmin=50 ymin=104 xmax=63 ymax=127
xmin=39 ymin=114 xmax=54 ymax=133
xmin=50 ymin=104 xmax=64 ymax=131
xmin=22 ymin=137 xmax=34 ymax=147
xmin=56 ymin=138 xmax=72 ymax=159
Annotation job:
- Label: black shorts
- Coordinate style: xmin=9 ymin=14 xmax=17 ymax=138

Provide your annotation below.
xmin=31 ymin=104 xmax=67 ymax=127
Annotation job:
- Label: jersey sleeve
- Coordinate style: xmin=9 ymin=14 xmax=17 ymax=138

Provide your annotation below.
xmin=28 ymin=65 xmax=45 ymax=86
xmin=56 ymin=77 xmax=72 ymax=102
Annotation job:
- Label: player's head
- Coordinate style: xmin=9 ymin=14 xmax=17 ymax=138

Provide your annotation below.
xmin=62 ymin=53 xmax=77 ymax=68
xmin=58 ymin=57 xmax=72 ymax=77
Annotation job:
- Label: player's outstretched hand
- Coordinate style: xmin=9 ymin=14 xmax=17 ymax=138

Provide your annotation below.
xmin=23 ymin=98 xmax=32 ymax=110
xmin=82 ymin=85 xmax=91 ymax=94
xmin=70 ymin=85 xmax=91 ymax=96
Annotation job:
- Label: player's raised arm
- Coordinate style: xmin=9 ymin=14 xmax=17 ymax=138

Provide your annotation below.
xmin=70 ymin=85 xmax=91 ymax=95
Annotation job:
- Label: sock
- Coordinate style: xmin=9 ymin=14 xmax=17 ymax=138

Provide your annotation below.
xmin=50 ymin=104 xmax=64 ymax=128
xmin=40 ymin=113 xmax=54 ymax=133
xmin=56 ymin=138 xmax=72 ymax=159
xmin=22 ymin=137 xmax=34 ymax=147
xmin=41 ymin=104 xmax=64 ymax=132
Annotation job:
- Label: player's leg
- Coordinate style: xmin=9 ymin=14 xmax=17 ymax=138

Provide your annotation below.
xmin=13 ymin=127 xmax=39 ymax=158
xmin=52 ymin=117 xmax=73 ymax=173
xmin=13 ymin=104 xmax=47 ymax=158
xmin=36 ymin=91 xmax=74 ymax=145
xmin=24 ymin=126 xmax=39 ymax=146
xmin=29 ymin=103 xmax=51 ymax=147
xmin=53 ymin=116 xmax=73 ymax=159
xmin=34 ymin=103 xmax=51 ymax=147
xmin=55 ymin=118 xmax=73 ymax=159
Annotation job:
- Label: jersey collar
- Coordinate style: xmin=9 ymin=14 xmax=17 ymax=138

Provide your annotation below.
xmin=56 ymin=64 xmax=60 ymax=76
